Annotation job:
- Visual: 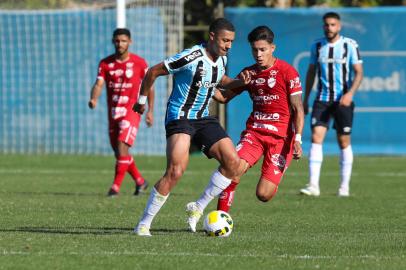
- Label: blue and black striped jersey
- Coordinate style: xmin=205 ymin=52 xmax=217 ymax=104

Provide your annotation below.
xmin=163 ymin=44 xmax=227 ymax=124
xmin=310 ymin=36 xmax=362 ymax=102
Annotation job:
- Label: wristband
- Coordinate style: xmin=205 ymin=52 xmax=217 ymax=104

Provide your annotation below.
xmin=294 ymin=134 xmax=302 ymax=144
xmin=138 ymin=95 xmax=147 ymax=105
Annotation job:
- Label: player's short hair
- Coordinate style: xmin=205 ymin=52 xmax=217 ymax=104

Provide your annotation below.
xmin=113 ymin=28 xmax=131 ymax=39
xmin=209 ymin=18 xmax=235 ymax=34
xmin=248 ymin=26 xmax=274 ymax=44
xmin=323 ymin=12 xmax=340 ymax=21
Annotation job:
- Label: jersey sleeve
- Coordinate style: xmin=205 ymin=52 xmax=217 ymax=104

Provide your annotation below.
xmin=309 ymin=42 xmax=318 ymax=65
xmin=97 ymin=60 xmax=106 ymax=81
xmin=347 ymin=39 xmax=363 ymax=65
xmin=163 ymin=48 xmax=203 ymax=74
xmin=285 ymin=66 xmax=302 ymax=96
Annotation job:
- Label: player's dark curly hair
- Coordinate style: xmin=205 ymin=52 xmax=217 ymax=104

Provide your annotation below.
xmin=248 ymin=26 xmax=274 ymax=44
xmin=323 ymin=12 xmax=340 ymax=21
xmin=209 ymin=18 xmax=235 ymax=34
xmin=113 ymin=28 xmax=131 ymax=38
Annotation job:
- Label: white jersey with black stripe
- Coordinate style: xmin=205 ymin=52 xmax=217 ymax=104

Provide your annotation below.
xmin=163 ymin=44 xmax=227 ymax=125
xmin=309 ymin=36 xmax=362 ymax=102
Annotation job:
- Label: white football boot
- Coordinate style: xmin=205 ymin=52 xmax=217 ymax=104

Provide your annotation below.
xmin=337 ymin=187 xmax=350 ymax=197
xmin=299 ymin=185 xmax=320 ymax=197
xmin=134 ymin=223 xmax=152 ymax=237
xmin=186 ymin=202 xmax=202 ymax=233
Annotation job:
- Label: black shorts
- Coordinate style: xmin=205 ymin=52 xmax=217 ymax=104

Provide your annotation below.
xmin=311 ymin=101 xmax=354 ymax=135
xmin=165 ymin=116 xmax=229 ymax=158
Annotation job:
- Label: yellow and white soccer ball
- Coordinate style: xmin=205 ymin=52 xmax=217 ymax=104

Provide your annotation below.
xmin=203 ymin=210 xmax=233 ymax=237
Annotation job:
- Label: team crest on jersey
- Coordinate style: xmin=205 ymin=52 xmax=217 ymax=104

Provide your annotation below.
xmin=125 ymin=69 xmax=133 ymax=78
xmin=267 ymin=77 xmax=276 ymax=88
xmin=126 ymin=62 xmax=134 ymax=68
xmin=108 ymin=63 xmax=115 ymax=68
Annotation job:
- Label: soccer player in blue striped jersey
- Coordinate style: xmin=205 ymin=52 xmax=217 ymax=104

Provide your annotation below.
xmin=132 ymin=18 xmax=250 ymax=236
xmin=300 ymin=12 xmax=363 ymax=197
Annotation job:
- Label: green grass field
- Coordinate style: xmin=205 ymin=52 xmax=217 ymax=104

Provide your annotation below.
xmin=0 ymin=154 xmax=405 ymax=269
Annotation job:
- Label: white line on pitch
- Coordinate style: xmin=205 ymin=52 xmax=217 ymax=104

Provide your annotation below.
xmin=1 ymin=250 xmax=403 ymax=260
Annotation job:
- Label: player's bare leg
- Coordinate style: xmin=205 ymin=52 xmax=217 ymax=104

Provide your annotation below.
xmin=187 ymin=138 xmax=246 ymax=232
xmin=337 ymin=133 xmax=352 ymax=197
xmin=217 ymin=159 xmax=249 ymax=212
xmin=256 ymin=178 xmax=278 ymax=202
xmin=135 ymin=134 xmax=191 ymax=236
xmin=300 ymin=126 xmax=327 ymax=196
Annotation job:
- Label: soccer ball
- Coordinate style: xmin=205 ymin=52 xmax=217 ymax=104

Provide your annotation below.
xmin=203 ymin=210 xmax=233 ymax=237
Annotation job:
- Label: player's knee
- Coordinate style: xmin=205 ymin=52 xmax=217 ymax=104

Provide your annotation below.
xmin=256 ymin=191 xmax=272 ymax=202
xmin=256 ymin=187 xmax=277 ymax=202
xmin=165 ymin=166 xmax=184 ymax=182
xmin=223 ymin=155 xmax=240 ymax=175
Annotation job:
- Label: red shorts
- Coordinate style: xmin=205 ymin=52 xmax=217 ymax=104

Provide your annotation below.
xmin=109 ymin=110 xmax=141 ymax=148
xmin=236 ymin=130 xmax=295 ymax=185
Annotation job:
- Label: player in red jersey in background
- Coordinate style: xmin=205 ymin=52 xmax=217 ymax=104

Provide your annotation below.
xmin=214 ymin=25 xmax=304 ymax=211
xmin=88 ymin=28 xmax=154 ymax=196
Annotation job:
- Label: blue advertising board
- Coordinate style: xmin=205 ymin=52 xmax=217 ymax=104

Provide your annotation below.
xmin=225 ymin=7 xmax=406 ymax=155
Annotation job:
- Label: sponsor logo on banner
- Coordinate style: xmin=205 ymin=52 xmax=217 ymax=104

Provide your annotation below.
xmin=358 ymin=72 xmax=400 ymax=92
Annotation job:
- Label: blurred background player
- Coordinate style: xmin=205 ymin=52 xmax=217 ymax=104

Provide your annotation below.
xmin=214 ymin=25 xmax=304 ymax=212
xmin=132 ymin=18 xmax=249 ymax=236
xmin=299 ymin=12 xmax=363 ymax=197
xmin=88 ymin=28 xmax=154 ymax=196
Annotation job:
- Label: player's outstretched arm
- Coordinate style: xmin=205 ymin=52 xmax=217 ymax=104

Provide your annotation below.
xmin=290 ymin=93 xmax=305 ymax=160
xmin=88 ymin=79 xmax=104 ymax=109
xmin=133 ymin=62 xmax=169 ymax=114
xmin=218 ymin=71 xmax=251 ymax=90
xmin=213 ymin=88 xmax=239 ymax=104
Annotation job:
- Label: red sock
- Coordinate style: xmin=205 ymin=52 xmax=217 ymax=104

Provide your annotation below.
xmin=111 ymin=156 xmax=131 ymax=192
xmin=217 ymin=181 xmax=239 ymax=212
xmin=127 ymin=156 xmax=144 ymax=185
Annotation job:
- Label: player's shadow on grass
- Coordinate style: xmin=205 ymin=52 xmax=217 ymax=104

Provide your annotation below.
xmin=1 ymin=226 xmax=133 ymax=235
xmin=8 ymin=191 xmax=192 ymax=197
xmin=0 ymin=227 xmax=202 ymax=235
xmin=8 ymin=191 xmax=103 ymax=197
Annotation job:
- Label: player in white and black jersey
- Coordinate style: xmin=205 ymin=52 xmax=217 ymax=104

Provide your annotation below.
xmin=300 ymin=12 xmax=363 ymax=197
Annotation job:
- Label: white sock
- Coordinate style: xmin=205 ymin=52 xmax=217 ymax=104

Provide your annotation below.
xmin=339 ymin=145 xmax=353 ymax=191
xmin=196 ymin=170 xmax=232 ymax=212
xmin=138 ymin=187 xmax=169 ymax=228
xmin=309 ymin=143 xmax=323 ymax=188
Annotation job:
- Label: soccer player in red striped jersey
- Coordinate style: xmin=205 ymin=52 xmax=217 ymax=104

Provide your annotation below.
xmin=88 ymin=28 xmax=154 ymax=196
xmin=214 ymin=26 xmax=305 ymax=212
